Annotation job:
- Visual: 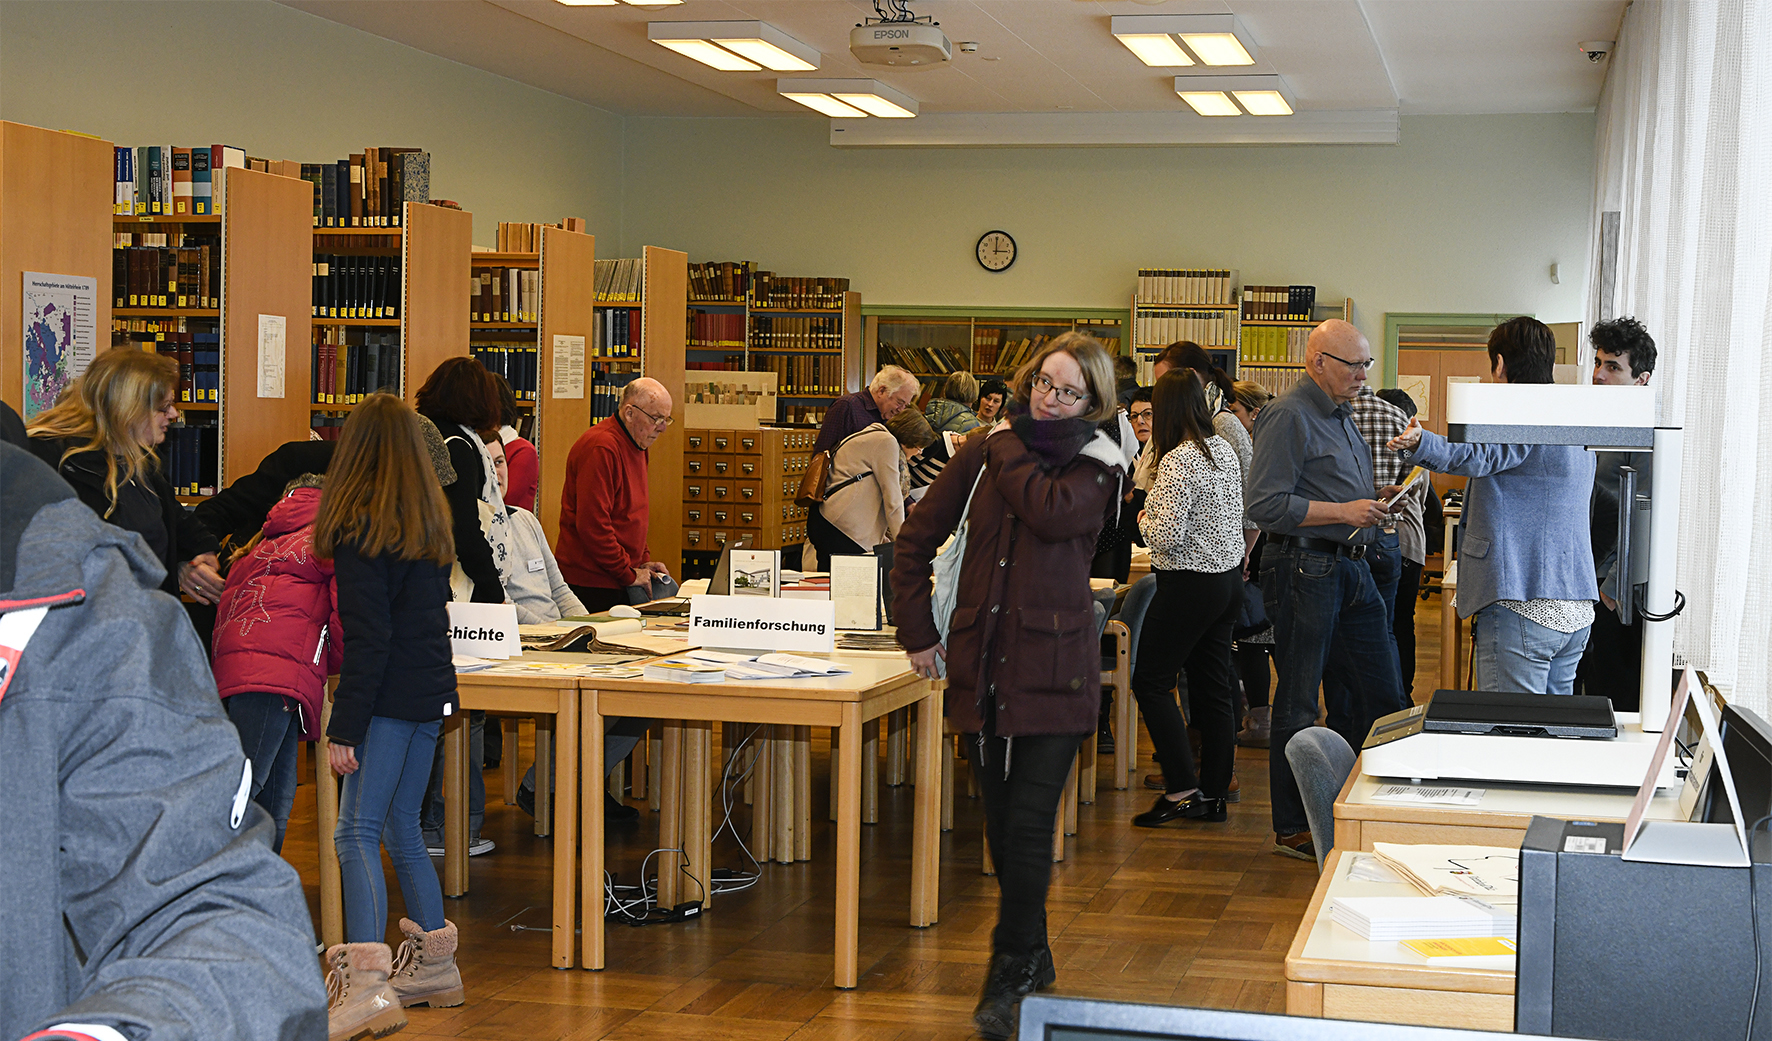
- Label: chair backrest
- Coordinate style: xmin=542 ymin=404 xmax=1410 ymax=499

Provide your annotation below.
xmin=1283 ymin=727 xmax=1357 ymax=872
xmin=1112 ymin=573 xmax=1159 ymax=675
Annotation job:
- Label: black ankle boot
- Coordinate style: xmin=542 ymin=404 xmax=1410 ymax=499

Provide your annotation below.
xmin=974 ymin=951 xmax=1047 ymax=1040
xmin=1131 ymin=791 xmax=1228 ymax=827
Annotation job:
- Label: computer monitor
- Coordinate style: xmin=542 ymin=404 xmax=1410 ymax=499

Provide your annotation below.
xmin=1705 ymin=702 xmax=1772 ymax=860
xmin=1016 ymin=997 xmax=1591 ymax=1041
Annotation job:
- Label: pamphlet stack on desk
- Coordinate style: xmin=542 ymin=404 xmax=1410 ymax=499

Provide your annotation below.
xmin=1330 ymin=896 xmax=1515 ymax=942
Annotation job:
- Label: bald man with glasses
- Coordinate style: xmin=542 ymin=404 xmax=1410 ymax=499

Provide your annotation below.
xmin=558 ymin=377 xmax=675 ymax=612
xmin=1244 ymin=320 xmax=1410 ymax=863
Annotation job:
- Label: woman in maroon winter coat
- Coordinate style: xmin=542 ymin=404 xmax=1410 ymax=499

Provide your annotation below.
xmin=211 ymin=475 xmax=342 ymax=853
xmin=890 ymin=332 xmax=1124 ymax=1041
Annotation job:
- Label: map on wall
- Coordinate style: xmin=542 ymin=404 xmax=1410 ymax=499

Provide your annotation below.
xmin=22 ymin=271 xmax=99 ymax=420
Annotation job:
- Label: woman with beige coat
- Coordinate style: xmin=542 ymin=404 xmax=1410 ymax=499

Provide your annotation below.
xmin=818 ymin=408 xmax=937 ymax=555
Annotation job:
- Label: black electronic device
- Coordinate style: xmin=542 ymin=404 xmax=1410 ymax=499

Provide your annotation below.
xmin=1706 ymin=702 xmax=1772 ymax=859
xmin=1421 ymin=689 xmax=1618 ymax=739
xmin=1015 ymin=996 xmax=1588 ymax=1041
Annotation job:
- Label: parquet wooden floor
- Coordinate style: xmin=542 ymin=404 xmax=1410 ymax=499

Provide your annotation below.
xmin=280 ymin=593 xmax=1453 ymax=1040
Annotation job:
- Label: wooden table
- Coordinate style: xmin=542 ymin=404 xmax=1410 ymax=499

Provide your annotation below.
xmin=581 ymin=655 xmax=940 ymax=988
xmin=1333 ymin=752 xmax=1688 ymax=852
xmin=1285 ymin=849 xmax=1514 ymax=1030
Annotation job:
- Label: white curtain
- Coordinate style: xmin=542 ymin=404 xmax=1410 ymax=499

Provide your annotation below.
xmin=1586 ymin=0 xmax=1772 ymax=712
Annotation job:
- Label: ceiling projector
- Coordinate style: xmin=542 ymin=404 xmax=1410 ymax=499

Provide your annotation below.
xmin=851 ymin=21 xmax=951 ymax=67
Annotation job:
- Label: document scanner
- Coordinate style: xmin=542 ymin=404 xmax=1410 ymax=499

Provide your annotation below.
xmin=1362 ymin=691 xmax=1678 ymax=790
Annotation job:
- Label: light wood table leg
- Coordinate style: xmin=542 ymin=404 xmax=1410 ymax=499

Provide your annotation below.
xmin=753 ymin=731 xmax=775 ymax=863
xmin=648 ymin=731 xmax=662 ymax=812
xmin=1079 ymin=728 xmax=1097 ymax=806
xmin=581 ymin=689 xmax=605 ymax=971
xmin=553 ymin=692 xmax=579 ymax=969
xmin=794 ymin=724 xmax=812 ymax=862
xmin=910 ymin=683 xmax=942 ymax=926
xmin=632 ymin=724 xmax=649 ymax=800
xmin=501 ymin=718 xmax=520 ymax=805
xmin=773 ymin=724 xmax=794 ymax=864
xmin=534 ymin=717 xmax=554 ymax=838
xmin=683 ymin=720 xmax=713 ymax=909
xmin=1441 ymin=589 xmax=1460 ymax=690
xmin=835 ymin=702 xmax=863 ymax=988
xmin=862 ymin=719 xmax=880 ymax=824
xmin=829 ymin=726 xmax=840 ymax=822
xmin=443 ymin=710 xmax=469 ymax=897
xmin=940 ymin=731 xmax=954 ymax=833
xmin=886 ymin=707 xmax=907 ymax=786
xmin=318 ymin=697 xmax=342 ymax=948
xmin=1064 ymin=752 xmax=1080 ymax=835
xmin=657 ymin=722 xmax=683 ymax=907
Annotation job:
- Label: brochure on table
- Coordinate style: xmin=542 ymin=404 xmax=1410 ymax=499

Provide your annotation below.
xmin=687 ymin=649 xmax=852 ymax=680
xmin=447 ymin=602 xmax=521 ymax=659
xmin=687 ymin=594 xmax=835 ymax=654
xmin=1620 ymin=668 xmax=1750 ymax=867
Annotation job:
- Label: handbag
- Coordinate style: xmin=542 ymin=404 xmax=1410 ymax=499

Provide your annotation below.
xmin=928 ymin=460 xmax=989 ymax=679
xmin=1232 ymin=576 xmax=1269 ymax=638
xmin=795 ymin=428 xmax=877 ymax=507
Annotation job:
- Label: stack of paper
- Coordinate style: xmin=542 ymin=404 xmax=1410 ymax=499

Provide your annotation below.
xmin=642 ymin=658 xmax=726 ymax=683
xmin=686 ymin=650 xmax=852 ymax=680
xmin=1371 ymin=843 xmax=1520 ymax=905
xmin=452 ymin=654 xmax=498 ymax=673
xmin=1330 ymin=896 xmax=1516 ymax=941
xmin=1398 ymin=937 xmax=1518 ymax=968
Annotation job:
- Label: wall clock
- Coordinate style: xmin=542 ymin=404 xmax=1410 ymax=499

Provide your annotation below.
xmin=976 ymin=230 xmax=1016 ymax=272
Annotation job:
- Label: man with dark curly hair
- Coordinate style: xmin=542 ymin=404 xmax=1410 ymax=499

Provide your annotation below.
xmin=1579 ymin=317 xmax=1658 ymax=708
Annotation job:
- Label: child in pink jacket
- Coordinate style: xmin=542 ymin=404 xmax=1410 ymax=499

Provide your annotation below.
xmin=211 ymin=475 xmax=342 ymax=852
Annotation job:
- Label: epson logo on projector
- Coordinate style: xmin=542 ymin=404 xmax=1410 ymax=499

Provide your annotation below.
xmin=451 ymin=626 xmax=506 ymax=642
xmin=874 ymin=28 xmax=910 ymax=39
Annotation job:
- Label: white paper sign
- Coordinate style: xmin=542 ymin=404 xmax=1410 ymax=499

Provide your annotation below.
xmin=552 ymin=334 xmax=585 ymax=399
xmin=22 ymin=271 xmax=98 ymax=419
xmin=447 ymin=602 xmax=521 ymax=659
xmin=688 ymin=594 xmax=836 ymax=654
xmin=257 ymin=313 xmax=286 ymax=398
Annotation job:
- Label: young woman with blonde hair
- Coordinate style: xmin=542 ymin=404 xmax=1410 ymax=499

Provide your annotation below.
xmin=315 ymin=393 xmax=464 ymax=1041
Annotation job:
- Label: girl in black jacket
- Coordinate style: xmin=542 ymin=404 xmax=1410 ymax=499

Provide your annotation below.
xmin=314 ymin=393 xmax=465 ymax=1037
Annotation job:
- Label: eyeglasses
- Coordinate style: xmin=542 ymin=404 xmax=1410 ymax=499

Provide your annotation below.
xmin=627 ymin=403 xmax=674 ymax=428
xmin=1128 ymin=408 xmax=1153 ymax=423
xmin=1031 ymin=373 xmax=1090 ymax=407
xmin=1321 ymin=351 xmax=1375 ymax=372
xmin=154 ymin=398 xmax=179 ymax=415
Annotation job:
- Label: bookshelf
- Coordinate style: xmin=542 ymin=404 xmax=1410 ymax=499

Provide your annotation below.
xmin=863 ymin=307 xmax=1128 ymax=408
xmin=401 ymin=204 xmax=472 ymax=405
xmin=1 ymin=122 xmax=113 ymax=419
xmin=746 ymin=290 xmax=861 ymax=425
xmin=531 ymin=226 xmax=594 ymax=544
xmin=1132 ymin=267 xmax=1240 ymax=383
xmin=1237 ymin=294 xmax=1354 ymax=398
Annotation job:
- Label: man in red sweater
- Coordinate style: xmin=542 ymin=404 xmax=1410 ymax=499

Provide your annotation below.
xmin=558 ymin=377 xmax=674 ymax=612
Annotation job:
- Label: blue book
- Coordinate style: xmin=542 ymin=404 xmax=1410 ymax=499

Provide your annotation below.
xmin=192 ymin=147 xmax=212 ymax=215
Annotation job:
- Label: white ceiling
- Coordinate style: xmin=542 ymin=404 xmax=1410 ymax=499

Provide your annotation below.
xmin=280 ymin=0 xmax=1625 ymax=121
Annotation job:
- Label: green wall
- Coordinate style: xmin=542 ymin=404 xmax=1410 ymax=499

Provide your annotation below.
xmin=0 ymin=0 xmax=626 ymax=250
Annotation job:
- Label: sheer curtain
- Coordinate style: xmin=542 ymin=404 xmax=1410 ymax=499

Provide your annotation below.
xmin=1586 ymin=0 xmax=1772 ymax=712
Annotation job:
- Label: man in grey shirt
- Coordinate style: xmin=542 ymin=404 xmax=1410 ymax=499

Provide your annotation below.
xmin=1246 ymin=319 xmax=1410 ymax=862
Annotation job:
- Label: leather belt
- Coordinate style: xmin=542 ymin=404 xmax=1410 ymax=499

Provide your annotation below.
xmin=1278 ymin=534 xmax=1368 ymax=561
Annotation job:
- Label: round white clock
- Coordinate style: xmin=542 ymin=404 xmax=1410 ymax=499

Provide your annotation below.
xmin=976 ymin=230 xmax=1017 ymax=272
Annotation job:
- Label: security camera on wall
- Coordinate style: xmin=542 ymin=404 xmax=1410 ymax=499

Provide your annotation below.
xmin=1581 ymin=40 xmax=1614 ymax=63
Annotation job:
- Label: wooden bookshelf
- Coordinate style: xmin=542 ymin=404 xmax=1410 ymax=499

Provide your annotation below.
xmin=221 ymin=166 xmax=313 ymax=487
xmin=532 ymin=226 xmax=595 ymax=543
xmin=0 ymin=122 xmax=114 ymax=416
xmin=401 ymin=202 xmax=472 ymax=402
xmin=124 ymin=214 xmax=220 ymax=225
xmin=863 ymin=307 xmax=1124 ymax=408
xmin=116 ymin=307 xmax=220 ymax=318
xmin=642 ymin=245 xmax=687 ymax=573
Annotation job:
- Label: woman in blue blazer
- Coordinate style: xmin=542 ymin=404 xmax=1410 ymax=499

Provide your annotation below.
xmin=1389 ymin=317 xmax=1597 ymax=696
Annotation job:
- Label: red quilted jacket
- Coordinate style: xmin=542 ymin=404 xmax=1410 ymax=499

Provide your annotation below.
xmin=210 ymin=488 xmax=342 ymax=739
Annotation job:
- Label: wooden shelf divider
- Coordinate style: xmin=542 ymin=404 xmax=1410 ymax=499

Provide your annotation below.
xmin=643 ymin=245 xmax=687 ymax=571
xmin=402 ymin=202 xmax=472 ymax=400
xmin=533 ymin=225 xmax=595 ymax=544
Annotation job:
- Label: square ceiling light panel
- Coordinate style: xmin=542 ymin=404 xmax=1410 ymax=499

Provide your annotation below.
xmin=1112 ymin=14 xmax=1257 ymax=67
xmin=649 ymin=21 xmax=820 ymax=72
xmin=778 ymin=79 xmax=918 ymax=118
xmin=1174 ymin=75 xmax=1297 ymax=116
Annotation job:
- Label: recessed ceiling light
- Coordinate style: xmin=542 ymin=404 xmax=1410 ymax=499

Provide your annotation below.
xmin=649 ymin=21 xmax=819 ymax=72
xmin=1113 ymin=32 xmax=1193 ymax=68
xmin=1234 ymin=90 xmax=1292 ymax=116
xmin=779 ymin=79 xmax=918 ymax=119
xmin=624 ymin=0 xmax=683 ymax=6
xmin=1180 ymin=32 xmax=1253 ymax=66
xmin=1112 ymin=14 xmax=1258 ymax=67
xmin=780 ymin=93 xmax=868 ymax=118
xmin=555 ymin=0 xmax=618 ymax=5
xmin=1177 ymin=91 xmax=1239 ymax=117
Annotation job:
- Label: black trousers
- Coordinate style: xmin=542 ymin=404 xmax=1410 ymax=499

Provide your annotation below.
xmin=1393 ymin=558 xmax=1423 ymax=695
xmin=1131 ymin=566 xmax=1241 ymax=797
xmin=1577 ymin=605 xmax=1643 ymax=712
xmin=968 ymin=731 xmax=1085 ymax=956
xmin=1236 ymin=643 xmax=1273 ymax=709
xmin=807 ymin=504 xmax=865 ymax=572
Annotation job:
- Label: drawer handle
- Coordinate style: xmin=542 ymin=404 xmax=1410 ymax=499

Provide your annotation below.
xmin=714 ymin=511 xmax=727 ymax=522
xmin=688 ymin=436 xmax=703 ymax=449
xmin=714 ymin=461 xmax=729 ymax=474
xmin=688 ymin=510 xmax=701 ymax=522
xmin=741 ymin=487 xmax=755 ymax=499
xmin=714 ymin=487 xmax=729 ymax=498
xmin=687 ymin=485 xmax=702 ymax=498
xmin=688 ymin=460 xmax=702 ymax=472
xmin=742 ymin=462 xmax=755 ymax=475
xmin=714 ymin=438 xmax=729 ymax=450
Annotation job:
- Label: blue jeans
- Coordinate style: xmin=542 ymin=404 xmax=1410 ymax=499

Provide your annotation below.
xmin=1261 ymin=541 xmax=1409 ymax=837
xmin=1472 ymin=603 xmax=1591 ymax=696
xmin=336 ymin=715 xmax=446 ymax=942
xmin=1320 ymin=529 xmax=1402 ymax=740
xmin=225 ymin=691 xmax=301 ymax=854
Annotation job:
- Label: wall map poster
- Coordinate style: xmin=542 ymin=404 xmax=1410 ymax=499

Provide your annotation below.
xmin=22 ymin=271 xmax=99 ymax=420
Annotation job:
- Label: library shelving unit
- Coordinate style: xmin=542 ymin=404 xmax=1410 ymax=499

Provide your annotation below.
xmin=595 ymin=246 xmax=687 ymax=570
xmin=862 ymin=306 xmax=1127 ymax=408
xmin=531 ymin=227 xmax=595 ymax=543
xmin=747 ymin=290 xmax=861 ymax=426
xmin=310 ymin=202 xmax=471 ymax=448
xmin=1238 ymin=295 xmax=1353 ymax=398
xmin=1 ymin=121 xmax=113 ymax=424
xmin=1131 ymin=267 xmax=1240 ymax=384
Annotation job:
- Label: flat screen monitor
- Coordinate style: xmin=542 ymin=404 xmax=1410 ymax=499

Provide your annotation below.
xmin=1016 ymin=997 xmax=1593 ymax=1041
xmin=1705 ymin=702 xmax=1772 ymax=860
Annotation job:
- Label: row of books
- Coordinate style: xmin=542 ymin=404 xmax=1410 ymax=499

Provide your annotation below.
xmin=1242 ymin=284 xmax=1317 ymax=321
xmin=688 ymin=359 xmax=744 ymax=371
xmin=148 ymin=332 xmax=220 ymax=403
xmin=113 ymin=240 xmax=220 ymax=310
xmin=494 ymin=219 xmax=585 ymax=252
xmin=1134 ymin=309 xmax=1238 ymax=348
xmin=994 ymin=335 xmax=1056 ymax=375
xmin=747 ymin=354 xmax=843 ymax=397
xmin=1241 ymin=325 xmax=1308 ymax=365
xmin=594 ymin=258 xmax=645 ymax=303
xmin=687 ymin=261 xmax=756 ymax=303
xmin=1239 ymin=365 xmax=1307 ymax=397
xmin=471 ymin=267 xmax=537 ymax=324
xmin=314 ymin=255 xmax=401 ymax=320
xmin=589 ymin=373 xmax=635 ymax=424
xmin=311 ymin=329 xmax=398 ymax=405
xmin=778 ymin=403 xmax=830 ymax=425
xmin=879 ymin=343 xmax=967 ymax=375
xmin=301 ymin=149 xmax=429 ymax=229
xmin=113 ymin=145 xmax=243 ymax=216
xmin=1135 ymin=268 xmax=1236 ymax=307
xmin=593 ymin=307 xmax=642 ymax=358
xmin=750 ymin=314 xmax=843 ymax=352
xmin=688 ymin=310 xmax=746 ymax=350
xmin=752 ymin=272 xmax=849 ymax=311
xmin=310 ymin=415 xmax=348 ymax=441
xmin=470 ymin=343 xmax=539 ymax=401
xmin=112 ymin=315 xmax=201 ymax=349
xmin=158 ymin=423 xmax=219 ymax=496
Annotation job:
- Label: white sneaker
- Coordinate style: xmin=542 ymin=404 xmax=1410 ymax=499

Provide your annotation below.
xmin=467 ymin=837 xmax=495 ymax=856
